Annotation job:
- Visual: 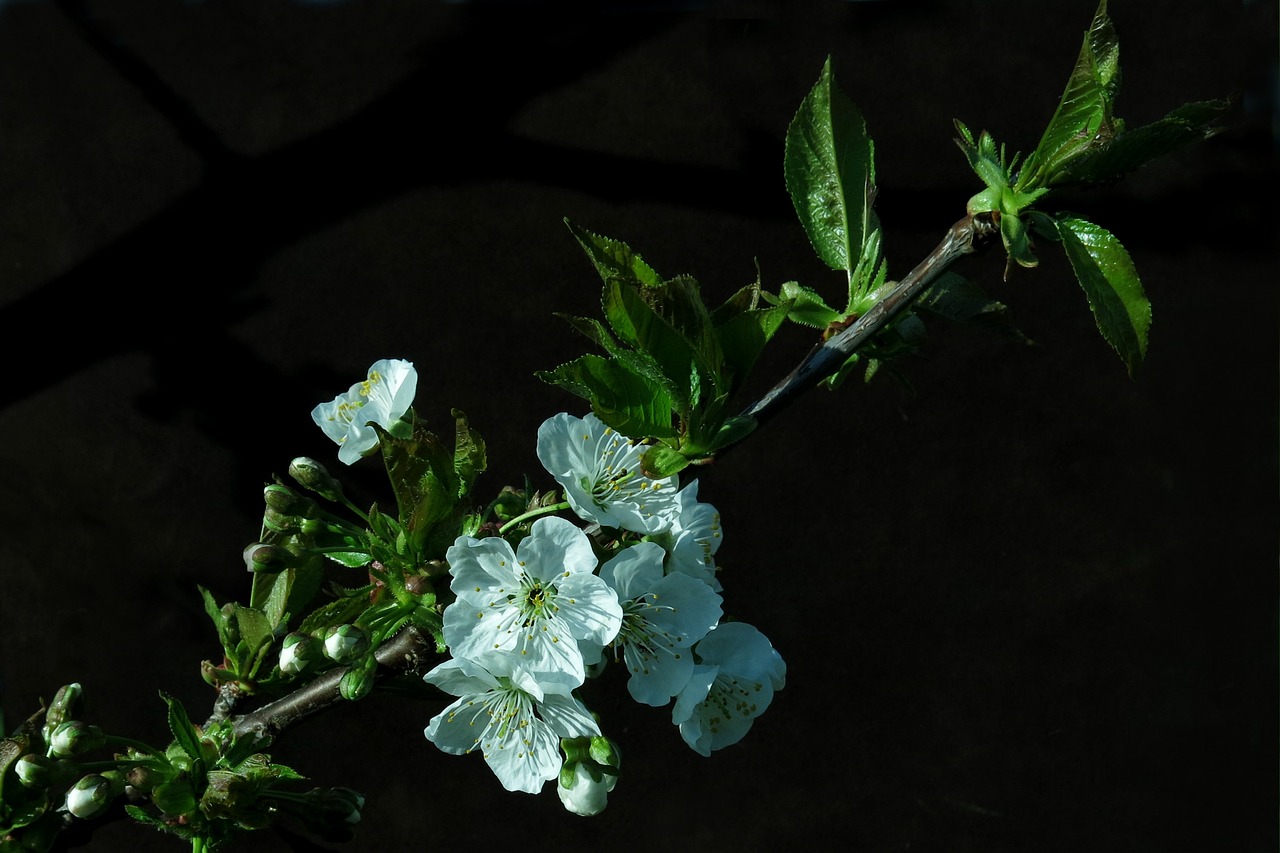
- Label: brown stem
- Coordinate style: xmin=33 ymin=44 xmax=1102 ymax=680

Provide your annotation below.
xmin=229 ymin=626 xmax=436 ymax=748
xmin=741 ymin=212 xmax=999 ymax=428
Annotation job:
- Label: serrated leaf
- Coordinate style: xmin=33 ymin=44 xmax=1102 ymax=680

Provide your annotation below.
xmin=1018 ymin=0 xmax=1121 ymax=191
xmin=565 ymin=219 xmax=663 ymax=288
xmin=785 ymin=57 xmax=876 ymax=281
xmin=777 ymin=281 xmax=841 ymax=329
xmin=451 ymin=409 xmax=486 ymax=499
xmin=1054 ymin=215 xmax=1150 ymax=375
xmin=160 ymin=692 xmax=204 ymax=766
xmin=918 ymin=272 xmax=1029 ymax=342
xmin=1047 ymin=98 xmax=1232 ymax=186
xmin=560 ymin=313 xmax=691 ymax=414
xmin=715 ymin=301 xmax=793 ymax=394
xmin=298 ymin=590 xmax=373 ymax=636
xmin=709 ymin=278 xmax=761 ymax=326
xmin=537 ymin=354 xmax=678 ymax=439
xmin=232 ymin=605 xmax=273 ymax=658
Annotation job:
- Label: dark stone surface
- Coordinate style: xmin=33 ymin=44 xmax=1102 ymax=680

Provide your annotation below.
xmin=0 ymin=1 xmax=1274 ymax=850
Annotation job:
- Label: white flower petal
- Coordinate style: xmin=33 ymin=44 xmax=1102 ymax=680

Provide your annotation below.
xmin=310 ymin=358 xmax=417 ymax=465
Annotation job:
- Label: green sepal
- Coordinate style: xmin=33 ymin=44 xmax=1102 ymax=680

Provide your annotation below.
xmin=785 ymin=56 xmax=876 ymax=282
xmin=640 ymin=445 xmax=690 ymax=479
xmin=1051 ymin=214 xmax=1151 ymax=375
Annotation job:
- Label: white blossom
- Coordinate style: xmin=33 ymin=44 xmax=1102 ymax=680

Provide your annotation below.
xmin=657 ymin=479 xmax=723 ymax=590
xmin=442 ymin=517 xmax=623 ymax=697
xmin=536 ymin=412 xmax=680 ymax=534
xmin=311 ymin=358 xmax=416 ymax=465
xmin=424 ymin=658 xmax=599 ymax=794
xmin=596 ymin=541 xmax=722 ymax=706
xmin=672 ymin=622 xmax=786 ymax=756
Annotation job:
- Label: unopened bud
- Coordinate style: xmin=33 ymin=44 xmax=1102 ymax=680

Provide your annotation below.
xmin=48 ymin=721 xmax=105 ymax=758
xmin=66 ymin=774 xmax=115 ymax=820
xmin=279 ymin=633 xmax=321 ymax=675
xmin=288 ymin=457 xmax=344 ymax=502
xmin=338 ymin=654 xmax=377 ymax=701
xmin=323 ymin=625 xmax=368 ymax=663
xmin=43 ymin=683 xmax=84 ymax=741
xmin=557 ymin=735 xmax=620 ymax=816
xmin=243 ymin=542 xmax=297 ymax=573
xmin=14 ymin=753 xmax=54 ymax=788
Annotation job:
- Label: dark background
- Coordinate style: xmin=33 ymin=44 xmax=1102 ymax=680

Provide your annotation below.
xmin=0 ymin=1 xmax=1275 ymax=851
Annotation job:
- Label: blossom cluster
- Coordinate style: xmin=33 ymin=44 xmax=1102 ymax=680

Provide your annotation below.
xmin=423 ymin=412 xmax=785 ymax=808
xmin=309 ymin=362 xmax=784 ymax=815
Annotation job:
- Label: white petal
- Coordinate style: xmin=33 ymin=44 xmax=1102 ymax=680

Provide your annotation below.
xmin=516 ymin=516 xmax=597 ymax=581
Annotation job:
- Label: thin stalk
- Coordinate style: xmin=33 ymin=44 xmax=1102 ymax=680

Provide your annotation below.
xmin=741 ymin=213 xmax=999 ymax=428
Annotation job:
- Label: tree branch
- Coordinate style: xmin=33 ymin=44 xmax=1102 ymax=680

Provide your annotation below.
xmin=229 ymin=626 xmax=436 ymax=748
xmin=741 ymin=212 xmax=1000 ymax=428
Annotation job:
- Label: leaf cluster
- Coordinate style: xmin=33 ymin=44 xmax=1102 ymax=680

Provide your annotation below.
xmin=538 ymin=221 xmax=791 ymax=475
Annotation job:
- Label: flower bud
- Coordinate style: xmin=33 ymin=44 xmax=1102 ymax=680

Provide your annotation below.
xmin=338 ymin=654 xmax=377 ymax=701
xmin=14 ymin=753 xmax=54 ymax=788
xmin=556 ymin=759 xmax=617 ymax=817
xmin=323 ymin=625 xmax=368 ymax=663
xmin=557 ymin=735 xmax=620 ymax=816
xmin=278 ymin=633 xmax=321 ymax=675
xmin=289 ymin=457 xmax=344 ymax=502
xmin=43 ymin=682 xmax=84 ymax=741
xmin=263 ymin=483 xmax=317 ymax=517
xmin=65 ymin=774 xmax=115 ymax=820
xmin=48 ymin=721 xmax=105 ymax=758
xmin=242 ymin=542 xmax=296 ymax=573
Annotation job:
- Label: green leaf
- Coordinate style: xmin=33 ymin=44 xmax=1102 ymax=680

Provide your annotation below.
xmin=1053 ymin=215 xmax=1151 ymax=375
xmin=774 ymin=281 xmax=840 ymax=329
xmin=536 ymin=354 xmax=678 ymax=439
xmin=785 ymin=57 xmax=876 ymax=280
xmin=232 ymin=606 xmax=273 ymax=660
xmin=918 ymin=272 xmax=1028 ymax=342
xmin=298 ymin=590 xmax=373 ymax=636
xmin=559 ymin=313 xmax=691 ymax=414
xmin=450 ymin=409 xmax=486 ymax=499
xmin=160 ymin=692 xmax=204 ymax=766
xmin=565 ymin=219 xmax=663 ymax=289
xmin=1018 ymin=0 xmax=1121 ymax=191
xmin=715 ymin=301 xmax=792 ymax=394
xmin=1046 ymin=98 xmax=1232 ymax=186
xmin=709 ymin=277 xmax=761 ymax=326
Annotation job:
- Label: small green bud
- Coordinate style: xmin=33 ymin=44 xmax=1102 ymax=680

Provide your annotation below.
xmin=43 ymin=682 xmax=84 ymax=741
xmin=278 ymin=633 xmax=321 ymax=675
xmin=338 ymin=654 xmax=378 ymax=701
xmin=48 ymin=721 xmax=105 ymax=758
xmin=263 ymin=483 xmax=318 ymax=517
xmin=65 ymin=774 xmax=116 ymax=820
xmin=242 ymin=542 xmax=297 ymax=573
xmin=14 ymin=753 xmax=54 ymax=788
xmin=289 ymin=457 xmax=344 ymax=502
xmin=323 ymin=624 xmax=368 ymax=663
